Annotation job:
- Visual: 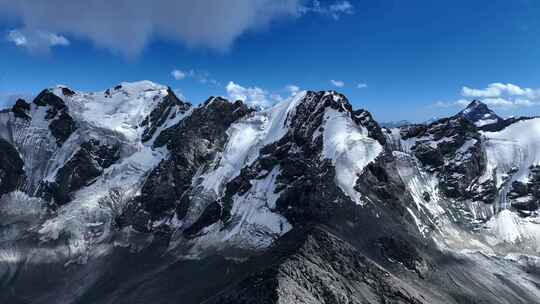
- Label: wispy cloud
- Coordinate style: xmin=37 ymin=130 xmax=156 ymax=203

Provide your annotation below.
xmin=356 ymin=83 xmax=368 ymax=89
xmin=6 ymin=29 xmax=69 ymax=53
xmin=331 ymin=79 xmax=345 ymax=88
xmin=170 ymin=69 xmax=220 ymax=86
xmin=171 ymin=70 xmax=186 ymax=80
xmin=432 ymin=99 xmax=469 ymax=108
xmin=300 ymin=1 xmax=354 ymax=20
xmin=285 ymin=84 xmax=300 ymax=95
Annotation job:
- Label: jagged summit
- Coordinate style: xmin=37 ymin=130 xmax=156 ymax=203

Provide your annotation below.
xmin=457 ymin=99 xmax=503 ymax=128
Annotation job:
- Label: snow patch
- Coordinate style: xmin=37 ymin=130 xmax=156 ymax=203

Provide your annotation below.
xmin=0 ymin=191 xmax=45 ymax=221
xmin=485 ymin=210 xmax=540 ymax=247
xmin=475 ymin=118 xmax=497 ymax=127
xmin=481 ymin=118 xmax=540 ymax=186
xmin=187 ymin=167 xmax=291 ymax=255
xmin=200 ymin=91 xmax=306 ymax=195
xmin=321 ymin=108 xmax=383 ymax=204
xmin=64 ymin=81 xmax=168 ymax=142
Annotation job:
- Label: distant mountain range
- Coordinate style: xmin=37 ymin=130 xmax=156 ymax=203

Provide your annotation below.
xmin=1 ymin=82 xmax=540 ymax=303
xmin=379 ymin=120 xmax=412 ymax=128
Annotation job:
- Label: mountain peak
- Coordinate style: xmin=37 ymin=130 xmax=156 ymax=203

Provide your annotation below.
xmin=458 ymin=99 xmax=503 ymax=128
xmin=37 ymin=82 xmax=179 ymax=142
xmin=463 ymin=99 xmax=487 ymax=112
xmin=114 ymin=80 xmax=166 ymax=92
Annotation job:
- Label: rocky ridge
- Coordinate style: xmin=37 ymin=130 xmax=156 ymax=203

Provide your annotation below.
xmin=0 ymin=83 xmax=540 ymax=303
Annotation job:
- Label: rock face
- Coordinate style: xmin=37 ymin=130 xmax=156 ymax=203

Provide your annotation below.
xmin=11 ymin=99 xmax=31 ymax=120
xmin=508 ymin=165 xmax=540 ymax=215
xmin=402 ymin=116 xmax=485 ymax=198
xmin=209 ymin=226 xmax=425 ymax=304
xmin=2 ymin=82 xmax=540 ymax=304
xmin=40 ymin=139 xmax=121 ymax=205
xmin=140 ymin=88 xmax=191 ymax=142
xmin=222 ymin=91 xmax=358 ymax=228
xmin=353 ymin=109 xmax=387 ymax=146
xmin=0 ymin=138 xmax=25 ymax=195
xmin=33 ymin=89 xmax=77 ymax=146
xmin=138 ymin=97 xmax=251 ymax=221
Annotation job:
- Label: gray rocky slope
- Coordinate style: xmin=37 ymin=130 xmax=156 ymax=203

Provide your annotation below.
xmin=1 ymin=81 xmax=540 ymax=303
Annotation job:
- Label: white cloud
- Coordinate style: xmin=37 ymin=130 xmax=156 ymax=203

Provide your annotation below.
xmin=7 ymin=30 xmax=26 ymax=46
xmin=170 ymin=69 xmax=220 ymax=86
xmin=301 ymin=1 xmax=354 ymax=20
xmin=226 ymin=81 xmax=285 ymax=108
xmin=357 ymin=83 xmax=368 ymax=89
xmin=331 ymin=80 xmax=345 ymax=88
xmin=0 ymin=1 xmax=353 ymax=56
xmin=433 ymin=99 xmax=469 ymax=108
xmin=196 ymin=71 xmax=220 ymax=86
xmin=482 ymin=98 xmax=515 ymax=107
xmin=435 ymin=83 xmax=540 ymax=109
xmin=171 ymin=70 xmax=186 ymax=80
xmin=462 ymin=83 xmax=540 ymax=108
xmin=515 ymin=98 xmax=534 ymax=107
xmin=461 ymin=83 xmax=535 ymax=98
xmin=6 ymin=29 xmax=69 ymax=52
xmin=328 ymin=1 xmax=354 ymax=19
xmin=285 ymin=84 xmax=300 ymax=95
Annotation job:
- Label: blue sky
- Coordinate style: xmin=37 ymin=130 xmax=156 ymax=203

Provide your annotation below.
xmin=1 ymin=0 xmax=540 ymax=122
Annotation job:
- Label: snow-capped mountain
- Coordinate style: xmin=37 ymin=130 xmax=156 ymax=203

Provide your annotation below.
xmin=1 ymin=82 xmax=540 ymax=303
xmin=457 ymin=99 xmax=504 ymax=129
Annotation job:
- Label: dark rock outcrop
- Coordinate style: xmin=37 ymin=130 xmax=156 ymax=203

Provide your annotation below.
xmin=40 ymin=139 xmax=120 ymax=205
xmin=11 ymin=99 xmax=31 ymax=119
xmin=33 ymin=90 xmax=77 ymax=146
xmin=404 ymin=116 xmax=485 ymax=198
xmin=183 ymin=201 xmax=222 ymax=237
xmin=49 ymin=111 xmax=77 ymax=145
xmin=140 ymin=88 xmax=191 ymax=142
xmin=33 ymin=89 xmax=66 ymax=110
xmin=508 ymin=165 xmax=540 ymax=215
xmin=470 ymin=177 xmax=497 ymax=204
xmin=138 ymin=97 xmax=251 ymax=221
xmin=377 ymin=236 xmax=426 ymax=278
xmin=353 ymin=109 xmax=387 ymax=146
xmin=400 ymin=124 xmax=427 ymax=140
xmin=61 ymin=87 xmax=76 ymax=97
xmin=0 ymin=138 xmax=25 ymax=195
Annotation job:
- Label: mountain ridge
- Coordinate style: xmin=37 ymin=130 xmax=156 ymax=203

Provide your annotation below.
xmin=1 ymin=81 xmax=540 ymax=303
